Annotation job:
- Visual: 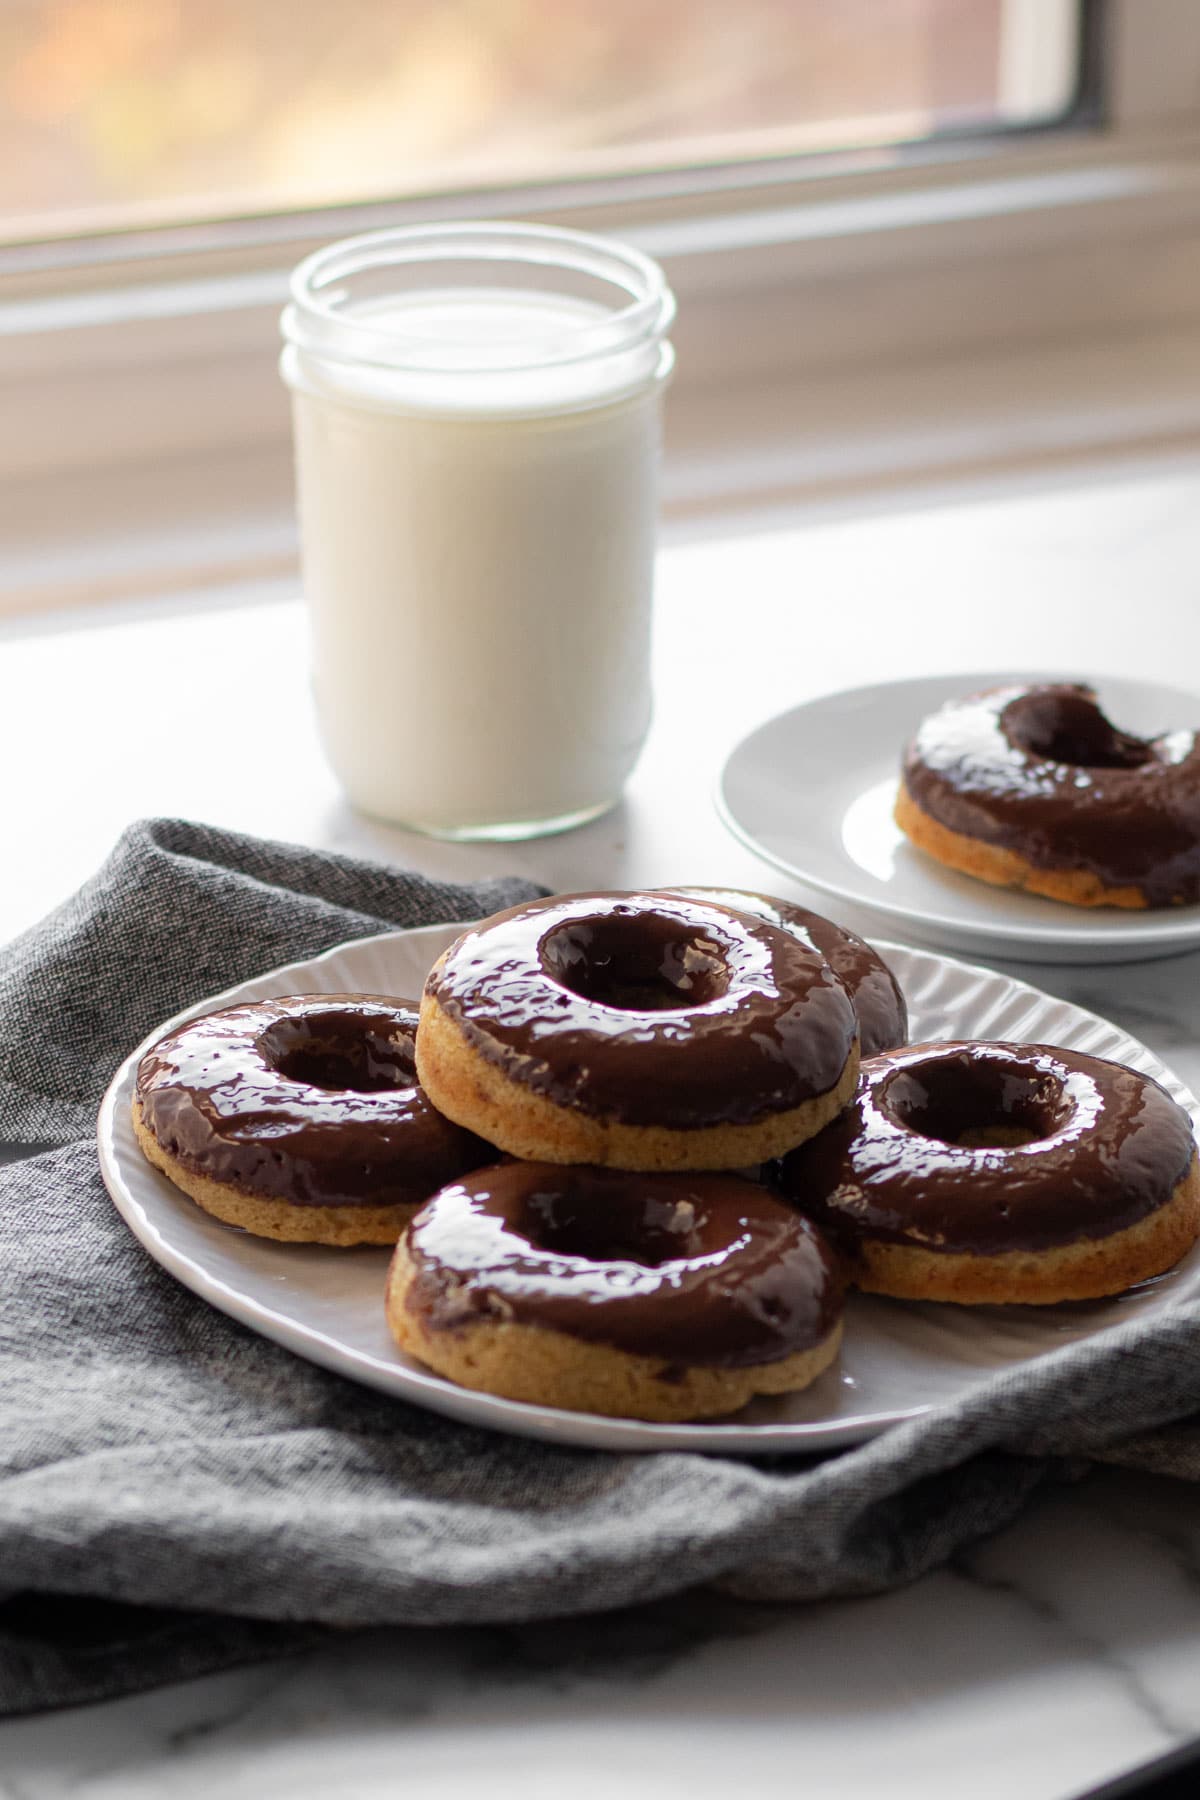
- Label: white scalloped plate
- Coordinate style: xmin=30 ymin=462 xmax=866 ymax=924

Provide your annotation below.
xmin=716 ymin=672 xmax=1200 ymax=964
xmin=97 ymin=924 xmax=1200 ymax=1454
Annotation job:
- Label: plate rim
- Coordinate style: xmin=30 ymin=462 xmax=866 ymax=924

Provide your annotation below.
xmin=716 ymin=668 xmax=1200 ymax=952
xmin=97 ymin=920 xmax=1200 ymax=1456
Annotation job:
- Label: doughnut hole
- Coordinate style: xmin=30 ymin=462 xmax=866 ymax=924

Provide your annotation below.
xmin=539 ymin=910 xmax=731 ymax=1012
xmin=1003 ymin=690 xmax=1154 ymax=771
xmin=521 ymin=1173 xmax=705 ymax=1266
xmin=259 ymin=1009 xmax=416 ymax=1093
xmin=880 ymin=1056 xmax=1071 ymax=1151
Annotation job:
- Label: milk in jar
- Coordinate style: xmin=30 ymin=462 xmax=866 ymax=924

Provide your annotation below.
xmin=280 ymin=224 xmax=675 ymax=839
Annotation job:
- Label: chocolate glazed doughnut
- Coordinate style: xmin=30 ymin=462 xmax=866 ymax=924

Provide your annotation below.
xmin=662 ymin=886 xmax=907 ymax=1056
xmin=387 ymin=1165 xmax=845 ymax=1419
xmin=896 ymin=682 xmax=1200 ymax=908
xmin=777 ymin=1040 xmax=1200 ymax=1304
xmin=133 ymin=995 xmax=492 ymax=1245
xmin=415 ymin=891 xmax=861 ymax=1170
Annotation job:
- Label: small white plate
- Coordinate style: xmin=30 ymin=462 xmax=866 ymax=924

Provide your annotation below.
xmin=717 ymin=671 xmax=1200 ymax=965
xmin=97 ymin=922 xmax=1200 ymax=1454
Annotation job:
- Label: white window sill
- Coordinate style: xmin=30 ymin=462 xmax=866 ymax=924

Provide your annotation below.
xmin=6 ymin=316 xmax=1200 ymax=615
xmin=6 ymin=101 xmax=1200 ymax=615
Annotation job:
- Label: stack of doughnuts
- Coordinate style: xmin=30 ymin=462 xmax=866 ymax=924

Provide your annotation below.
xmin=389 ymin=886 xmax=909 ymax=1418
xmin=132 ymin=882 xmax=1200 ymax=1423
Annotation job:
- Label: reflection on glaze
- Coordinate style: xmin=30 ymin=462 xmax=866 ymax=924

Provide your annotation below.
xmin=136 ymin=995 xmax=490 ymax=1207
xmin=425 ymin=892 xmax=859 ymax=1127
xmin=663 ymin=885 xmax=907 ymax=1057
xmin=404 ymin=1164 xmax=844 ymax=1366
xmin=902 ymin=683 xmax=1200 ymax=905
xmin=778 ymin=1040 xmax=1197 ymax=1254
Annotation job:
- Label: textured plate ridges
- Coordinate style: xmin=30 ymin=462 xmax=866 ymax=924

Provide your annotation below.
xmin=898 ymin=944 xmax=1185 ymax=1099
xmin=97 ymin=925 xmax=1200 ymax=1454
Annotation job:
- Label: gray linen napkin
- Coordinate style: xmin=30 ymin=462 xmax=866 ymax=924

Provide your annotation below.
xmin=3 ymin=817 xmax=1200 ymax=1716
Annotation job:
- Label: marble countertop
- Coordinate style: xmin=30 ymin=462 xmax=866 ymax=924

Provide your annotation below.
xmin=2 ymin=1463 xmax=1199 ymax=1800
xmin=4 ymin=452 xmax=1200 ymax=1796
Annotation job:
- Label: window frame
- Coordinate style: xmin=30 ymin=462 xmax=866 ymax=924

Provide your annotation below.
xmin=4 ymin=0 xmax=1200 ymax=614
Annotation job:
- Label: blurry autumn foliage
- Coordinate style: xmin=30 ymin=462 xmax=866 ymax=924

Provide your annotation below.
xmin=3 ymin=0 xmax=1009 ymax=237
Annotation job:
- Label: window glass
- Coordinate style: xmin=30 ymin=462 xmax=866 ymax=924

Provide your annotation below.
xmin=2 ymin=0 xmax=1084 ymax=243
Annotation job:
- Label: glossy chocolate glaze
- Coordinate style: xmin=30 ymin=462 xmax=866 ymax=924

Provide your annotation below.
xmin=425 ymin=892 xmax=859 ymax=1128
xmin=136 ymin=995 xmax=490 ymax=1207
xmin=902 ymin=683 xmax=1200 ymax=906
xmin=778 ymin=1040 xmax=1197 ymax=1256
xmin=404 ymin=1164 xmax=844 ymax=1367
xmin=664 ymin=886 xmax=907 ymax=1057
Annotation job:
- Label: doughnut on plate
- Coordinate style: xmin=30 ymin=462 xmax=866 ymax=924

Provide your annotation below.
xmin=98 ymin=922 xmax=1200 ymax=1454
xmin=718 ymin=671 xmax=1200 ymax=964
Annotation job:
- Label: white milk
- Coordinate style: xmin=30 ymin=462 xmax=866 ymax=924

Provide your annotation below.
xmin=280 ymin=230 xmax=675 ymax=838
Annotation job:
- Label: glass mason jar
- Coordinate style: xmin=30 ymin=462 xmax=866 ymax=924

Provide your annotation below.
xmin=280 ymin=221 xmax=676 ymax=840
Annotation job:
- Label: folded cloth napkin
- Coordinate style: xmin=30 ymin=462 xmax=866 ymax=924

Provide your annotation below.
xmin=4 ymin=818 xmax=1200 ymax=1716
